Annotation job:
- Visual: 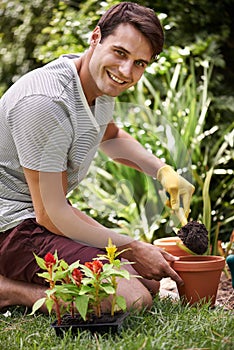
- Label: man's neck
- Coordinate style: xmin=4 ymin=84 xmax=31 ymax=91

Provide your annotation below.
xmin=74 ymin=51 xmax=102 ymax=106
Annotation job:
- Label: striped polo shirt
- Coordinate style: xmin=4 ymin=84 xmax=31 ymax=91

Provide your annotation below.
xmin=0 ymin=55 xmax=114 ymax=231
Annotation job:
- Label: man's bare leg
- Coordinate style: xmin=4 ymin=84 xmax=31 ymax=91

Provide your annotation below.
xmin=0 ymin=274 xmax=48 ymax=313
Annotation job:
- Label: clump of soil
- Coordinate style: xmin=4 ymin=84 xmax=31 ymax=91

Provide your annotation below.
xmin=177 ymin=221 xmax=208 ymax=254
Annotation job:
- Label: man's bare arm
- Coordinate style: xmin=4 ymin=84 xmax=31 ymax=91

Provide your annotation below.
xmin=100 ymin=121 xmax=165 ymax=177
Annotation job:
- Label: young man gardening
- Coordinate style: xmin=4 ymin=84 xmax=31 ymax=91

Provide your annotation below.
xmin=0 ymin=2 xmax=194 ymax=313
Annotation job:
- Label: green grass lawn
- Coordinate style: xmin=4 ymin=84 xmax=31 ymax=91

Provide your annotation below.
xmin=1 ymin=297 xmax=233 ymax=350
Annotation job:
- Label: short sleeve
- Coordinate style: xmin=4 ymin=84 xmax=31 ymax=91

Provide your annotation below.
xmin=7 ymin=95 xmax=73 ymax=172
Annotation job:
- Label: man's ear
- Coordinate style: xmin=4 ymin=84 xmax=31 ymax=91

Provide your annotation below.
xmin=90 ymin=26 xmax=101 ymax=47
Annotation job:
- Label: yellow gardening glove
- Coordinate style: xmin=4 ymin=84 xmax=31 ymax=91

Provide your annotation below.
xmin=157 ymin=165 xmax=195 ymax=225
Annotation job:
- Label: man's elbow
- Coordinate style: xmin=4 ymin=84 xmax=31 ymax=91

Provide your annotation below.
xmin=35 ymin=209 xmax=49 ymax=227
xmin=35 ymin=209 xmax=58 ymax=233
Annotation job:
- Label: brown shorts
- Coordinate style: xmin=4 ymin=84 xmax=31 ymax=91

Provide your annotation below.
xmin=0 ymin=218 xmax=106 ymax=285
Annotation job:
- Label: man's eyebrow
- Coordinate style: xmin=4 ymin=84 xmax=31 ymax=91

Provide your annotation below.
xmin=113 ymin=45 xmax=150 ymax=65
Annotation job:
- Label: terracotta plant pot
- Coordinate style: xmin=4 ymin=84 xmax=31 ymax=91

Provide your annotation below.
xmin=154 ymin=237 xmax=191 ymax=256
xmin=172 ymin=255 xmax=225 ymax=307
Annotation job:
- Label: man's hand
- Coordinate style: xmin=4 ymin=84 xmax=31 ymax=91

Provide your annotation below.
xmin=157 ymin=165 xmax=195 ymax=220
xmin=120 ymin=240 xmax=183 ymax=285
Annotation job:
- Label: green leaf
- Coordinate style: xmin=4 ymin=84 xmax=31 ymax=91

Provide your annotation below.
xmin=33 ymin=253 xmax=46 ymax=270
xmin=53 ymin=270 xmax=69 ymax=281
xmin=113 ymin=248 xmax=131 ymax=259
xmin=74 ymin=295 xmax=89 ymax=321
xmin=202 ymin=167 xmax=213 ymax=246
xmin=59 ymin=259 xmax=69 ymax=270
xmin=116 ymin=295 xmax=127 ymax=311
xmin=54 ymin=250 xmax=58 ymax=261
xmin=29 ymin=298 xmax=46 ymax=315
xmin=37 ymin=272 xmax=50 ymax=280
xmin=112 ymin=259 xmax=121 ymax=268
xmin=201 ymin=166 xmax=215 ymax=255
xmin=45 ymin=298 xmax=54 ymax=315
xmin=45 ymin=288 xmax=56 ymax=298
xmin=103 ymin=269 xmax=130 ymax=280
xmin=176 ymin=242 xmax=197 ymax=255
xmin=68 ymin=260 xmax=81 ymax=271
xmin=79 ymin=285 xmax=93 ymax=295
xmin=102 ymin=263 xmax=114 ymax=272
xmin=101 ymin=284 xmax=115 ymax=294
xmin=114 ymin=270 xmax=130 ymax=279
xmin=80 ymin=265 xmax=95 ymax=278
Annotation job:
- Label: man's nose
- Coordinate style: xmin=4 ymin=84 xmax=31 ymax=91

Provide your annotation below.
xmin=119 ymin=60 xmax=133 ymax=78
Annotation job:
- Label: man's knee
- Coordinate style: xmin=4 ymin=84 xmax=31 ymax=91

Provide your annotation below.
xmin=117 ymin=278 xmax=153 ymax=311
xmin=129 ymin=288 xmax=153 ymax=310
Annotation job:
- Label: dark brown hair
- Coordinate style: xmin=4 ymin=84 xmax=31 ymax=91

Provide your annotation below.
xmin=97 ymin=2 xmax=164 ymax=60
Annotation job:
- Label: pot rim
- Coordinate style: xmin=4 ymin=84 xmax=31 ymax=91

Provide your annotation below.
xmin=172 ymin=255 xmax=225 ymax=272
xmin=154 ymin=237 xmax=182 ymax=246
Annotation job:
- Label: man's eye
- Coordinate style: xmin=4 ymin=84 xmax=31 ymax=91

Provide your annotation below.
xmin=135 ymin=61 xmax=146 ymax=68
xmin=115 ymin=50 xmax=125 ymax=57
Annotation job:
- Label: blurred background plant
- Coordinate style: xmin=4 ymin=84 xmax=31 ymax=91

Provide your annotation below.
xmin=0 ymin=0 xmax=233 ymax=251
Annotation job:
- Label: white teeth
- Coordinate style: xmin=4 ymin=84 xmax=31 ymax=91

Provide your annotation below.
xmin=109 ymin=72 xmax=125 ymax=84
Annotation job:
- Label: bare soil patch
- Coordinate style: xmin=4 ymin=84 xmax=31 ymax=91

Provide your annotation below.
xmin=216 ymin=272 xmax=234 ymax=311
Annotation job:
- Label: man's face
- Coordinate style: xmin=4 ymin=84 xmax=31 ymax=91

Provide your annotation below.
xmin=88 ymin=23 xmax=153 ymax=97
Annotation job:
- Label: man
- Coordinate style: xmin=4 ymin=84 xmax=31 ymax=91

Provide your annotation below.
xmin=0 ymin=2 xmax=194 ymax=313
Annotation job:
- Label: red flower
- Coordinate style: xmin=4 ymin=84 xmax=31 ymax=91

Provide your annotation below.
xmin=85 ymin=260 xmax=103 ymax=275
xmin=44 ymin=252 xmax=56 ymax=268
xmin=72 ymin=268 xmax=83 ymax=286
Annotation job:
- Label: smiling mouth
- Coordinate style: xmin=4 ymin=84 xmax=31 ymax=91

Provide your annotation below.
xmin=107 ymin=71 xmax=126 ymax=84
